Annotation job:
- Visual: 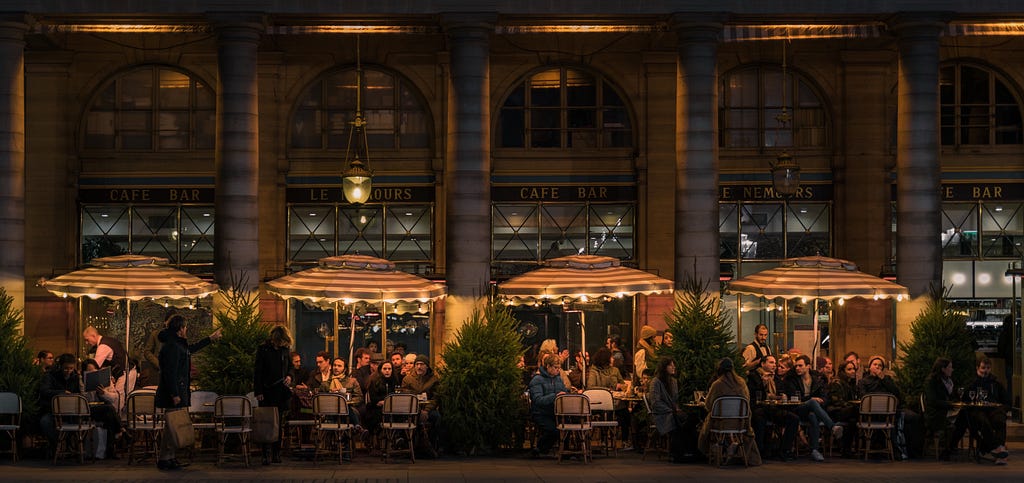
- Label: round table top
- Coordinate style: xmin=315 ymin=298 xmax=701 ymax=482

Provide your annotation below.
xmin=756 ymin=399 xmax=801 ymax=406
xmin=952 ymin=401 xmax=1001 ymax=408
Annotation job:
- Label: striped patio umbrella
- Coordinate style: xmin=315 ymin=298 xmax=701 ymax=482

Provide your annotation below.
xmin=266 ymin=254 xmax=446 ymax=304
xmin=726 ymin=255 xmax=908 ymax=368
xmin=39 ymin=254 xmax=218 ymax=362
xmin=497 ymin=255 xmax=674 ymax=301
xmin=725 ymin=255 xmax=908 ymax=302
xmin=266 ymin=255 xmax=446 ymax=367
xmin=498 ymin=255 xmax=673 ymax=388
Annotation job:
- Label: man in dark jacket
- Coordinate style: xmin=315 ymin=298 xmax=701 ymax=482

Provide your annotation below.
xmin=254 ymin=325 xmax=293 ymax=465
xmin=780 ymin=355 xmax=841 ymax=462
xmin=38 ymin=353 xmax=123 ymax=458
xmin=963 ymin=357 xmax=1009 ymax=463
xmin=155 ymin=315 xmax=219 ymax=471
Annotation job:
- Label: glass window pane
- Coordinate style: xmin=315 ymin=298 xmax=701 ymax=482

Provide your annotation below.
xmin=81 ymin=206 xmax=129 ymax=263
xmin=195 ymin=110 xmax=215 ymax=149
xmin=540 ymin=205 xmax=587 ymax=259
xmin=530 ymin=70 xmax=561 ymax=107
xmin=499 ymin=109 xmax=525 ymax=148
xmin=603 ymin=82 xmax=624 ymax=106
xmin=132 ymin=207 xmax=178 ymax=261
xmin=567 ymin=109 xmax=596 ymax=129
xmin=363 ymin=71 xmax=395 ymax=108
xmin=726 ymin=70 xmax=758 ymax=107
xmin=385 ymin=206 xmax=432 ymax=261
xmin=740 ymin=203 xmax=784 ymax=260
xmin=120 ymin=70 xmax=153 ymax=109
xmin=589 ymin=204 xmax=633 ymax=259
xmin=326 ymin=71 xmax=357 ymax=108
xmin=719 ymin=202 xmax=739 ymax=259
xmin=339 ymin=207 xmax=383 ymax=257
xmin=180 ymin=206 xmax=215 ymax=264
xmin=786 ymin=203 xmax=829 ymax=257
xmin=531 ymin=109 xmax=560 ymax=129
xmin=85 ymin=111 xmax=116 ymax=149
xmin=530 ymin=130 xmax=560 ymax=148
xmin=493 ymin=204 xmax=539 ymax=261
xmin=195 ymin=80 xmax=215 ymax=109
xmin=92 ymin=83 xmax=116 ymax=109
xmin=158 ymin=70 xmax=190 ymax=109
xmin=399 ymin=111 xmax=429 ymax=148
xmin=980 ymin=203 xmax=1023 ymax=258
xmin=960 ymin=66 xmax=990 ymax=105
xmin=941 ymin=203 xmax=978 ymax=258
xmin=158 ymin=111 xmax=189 ymax=150
xmin=289 ymin=205 xmax=335 ymax=263
xmin=565 ymin=70 xmax=596 ymax=106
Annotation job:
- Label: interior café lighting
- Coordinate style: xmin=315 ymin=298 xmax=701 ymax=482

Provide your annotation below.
xmin=770 ymin=38 xmax=800 ymax=197
xmin=341 ymin=35 xmax=373 ymax=204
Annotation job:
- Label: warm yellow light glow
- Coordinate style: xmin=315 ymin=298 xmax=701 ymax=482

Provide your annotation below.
xmin=837 ymin=298 xmax=845 ymax=306
xmin=801 ymin=297 xmax=808 ymax=304
xmin=498 ymin=25 xmax=661 ymax=34
xmin=269 ymin=25 xmax=437 ymax=34
xmin=43 ymin=24 xmax=209 ymax=33
xmin=580 ymin=295 xmax=589 ymax=302
xmin=951 ymin=272 xmax=967 ymax=285
xmin=897 ymin=294 xmax=904 ymax=302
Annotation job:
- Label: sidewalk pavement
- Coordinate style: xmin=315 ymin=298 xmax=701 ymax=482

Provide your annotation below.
xmin=3 ymin=440 xmax=1024 ymax=482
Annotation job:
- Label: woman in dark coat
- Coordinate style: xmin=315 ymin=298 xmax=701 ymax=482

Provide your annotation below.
xmin=923 ymin=357 xmax=965 ymax=460
xmin=365 ymin=361 xmax=404 ymax=437
xmin=155 ymin=315 xmax=218 ymax=471
xmin=254 ymin=325 xmax=293 ymax=465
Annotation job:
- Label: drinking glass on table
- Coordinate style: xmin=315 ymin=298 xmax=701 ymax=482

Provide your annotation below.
xmin=968 ymin=390 xmax=977 ymax=403
xmin=956 ymin=387 xmax=965 ymax=400
xmin=978 ymin=389 xmax=988 ymax=402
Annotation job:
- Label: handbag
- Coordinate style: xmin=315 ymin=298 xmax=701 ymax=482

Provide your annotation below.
xmin=253 ymin=406 xmax=280 ymax=444
xmin=165 ymin=408 xmax=195 ymax=449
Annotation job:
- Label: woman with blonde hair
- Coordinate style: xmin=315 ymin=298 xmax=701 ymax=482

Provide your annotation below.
xmin=536 ymin=338 xmax=572 ymax=389
xmin=254 ymin=325 xmax=293 ymax=465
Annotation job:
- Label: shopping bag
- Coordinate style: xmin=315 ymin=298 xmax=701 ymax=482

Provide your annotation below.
xmin=165 ymin=408 xmax=195 ymax=449
xmin=252 ymin=406 xmax=280 ymax=444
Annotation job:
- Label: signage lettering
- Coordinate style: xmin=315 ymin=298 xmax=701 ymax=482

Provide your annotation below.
xmin=719 ymin=184 xmax=830 ymax=201
xmin=493 ymin=185 xmax=634 ymax=202
xmin=169 ymin=189 xmax=201 ymax=201
xmin=285 ymin=186 xmax=433 ymax=203
xmin=935 ymin=183 xmax=1023 ymax=201
xmin=80 ymin=187 xmax=214 ymax=204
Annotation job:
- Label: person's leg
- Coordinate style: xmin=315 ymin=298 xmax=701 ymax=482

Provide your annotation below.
xmin=989 ymin=409 xmax=1007 ymax=451
xmin=779 ymin=411 xmax=800 ymax=457
xmin=805 ymin=411 xmax=822 ymax=451
xmin=804 ymin=399 xmax=835 ymax=428
xmin=751 ymin=409 xmax=768 ymax=454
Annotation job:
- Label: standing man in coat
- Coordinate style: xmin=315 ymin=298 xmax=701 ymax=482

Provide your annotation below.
xmin=155 ymin=315 xmax=221 ymax=471
xmin=254 ymin=325 xmax=293 ymax=465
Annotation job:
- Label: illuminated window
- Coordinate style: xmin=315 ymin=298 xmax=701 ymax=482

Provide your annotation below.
xmin=940 ymin=63 xmax=1023 ymax=146
xmin=720 ymin=66 xmax=828 ymax=149
xmin=81 ymin=205 xmax=214 ymax=272
xmin=291 ymin=68 xmax=430 ymax=150
xmin=498 ymin=67 xmax=633 ymax=149
xmin=82 ymin=66 xmax=214 ymax=151
xmin=719 ymin=201 xmax=831 ymax=261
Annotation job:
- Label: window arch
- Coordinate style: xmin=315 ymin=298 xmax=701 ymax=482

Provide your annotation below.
xmin=940 ymin=63 xmax=1023 ymax=146
xmin=719 ymin=65 xmax=828 ymax=149
xmin=497 ymin=67 xmax=633 ymax=149
xmin=290 ymin=67 xmax=430 ymax=150
xmin=82 ymin=65 xmax=214 ymax=151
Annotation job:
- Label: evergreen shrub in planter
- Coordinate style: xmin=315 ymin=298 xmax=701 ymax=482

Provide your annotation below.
xmin=193 ymin=274 xmax=269 ymax=396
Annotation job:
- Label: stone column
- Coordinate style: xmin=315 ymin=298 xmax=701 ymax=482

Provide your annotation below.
xmin=211 ymin=16 xmax=262 ymax=291
xmin=674 ymin=17 xmax=722 ymax=290
xmin=0 ymin=16 xmax=28 ymax=311
xmin=892 ymin=15 xmax=944 ymax=298
xmin=441 ymin=13 xmax=495 ymax=336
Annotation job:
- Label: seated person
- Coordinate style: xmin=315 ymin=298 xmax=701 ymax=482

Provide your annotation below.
xmin=586 ymin=348 xmax=631 ymax=448
xmin=327 ymin=357 xmax=363 ymax=428
xmin=400 ymin=354 xmax=441 ymax=455
xmin=528 ymin=354 xmax=568 ymax=457
xmin=365 ymin=361 xmax=404 ymax=437
xmin=924 ymin=357 xmax=967 ymax=461
xmin=650 ymin=357 xmax=692 ymax=463
xmin=746 ymin=355 xmax=799 ymax=460
xmin=82 ymin=358 xmax=119 ymax=408
xmin=856 ymin=355 xmax=920 ymax=460
xmin=962 ymin=357 xmax=1009 ymax=464
xmin=698 ymin=358 xmax=761 ymax=465
xmin=39 ymin=353 xmax=125 ymax=459
xmin=828 ymin=360 xmax=860 ymax=457
xmin=780 ymin=355 xmax=843 ymax=462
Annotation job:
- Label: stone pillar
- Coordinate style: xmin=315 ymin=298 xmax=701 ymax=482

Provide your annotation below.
xmin=211 ymin=16 xmax=262 ymax=291
xmin=441 ymin=13 xmax=495 ymax=336
xmin=0 ymin=16 xmax=27 ymax=312
xmin=674 ymin=17 xmax=722 ymax=290
xmin=892 ymin=15 xmax=944 ymax=298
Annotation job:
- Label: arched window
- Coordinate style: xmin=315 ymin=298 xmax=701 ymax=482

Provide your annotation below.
xmin=719 ymin=65 xmax=828 ymax=149
xmin=82 ymin=66 xmax=214 ymax=151
xmin=940 ymin=63 xmax=1023 ymax=146
xmin=291 ymin=67 xmax=430 ymax=150
xmin=497 ymin=67 xmax=632 ymax=149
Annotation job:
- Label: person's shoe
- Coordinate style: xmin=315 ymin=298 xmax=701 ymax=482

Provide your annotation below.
xmin=156 ymin=459 xmax=181 ymax=471
xmin=831 ymin=424 xmax=843 ymax=440
xmin=620 ymin=443 xmax=634 ymax=451
xmin=811 ymin=449 xmax=825 ymax=462
xmin=995 ymin=457 xmax=1008 ymax=465
xmin=170 ymin=459 xmax=189 ymax=468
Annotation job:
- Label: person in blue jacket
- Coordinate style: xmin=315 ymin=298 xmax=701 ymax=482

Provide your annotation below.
xmin=529 ymin=353 xmax=570 ymax=457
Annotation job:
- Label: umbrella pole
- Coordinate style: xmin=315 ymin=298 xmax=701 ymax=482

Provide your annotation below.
xmin=333 ymin=302 xmax=340 ymax=360
xmin=348 ymin=305 xmax=357 ymax=372
xmin=812 ymin=299 xmax=819 ymax=369
xmin=580 ymin=310 xmax=586 ymax=390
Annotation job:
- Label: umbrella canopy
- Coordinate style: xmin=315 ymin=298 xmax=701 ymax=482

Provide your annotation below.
xmin=40 ymin=254 xmax=218 ymax=301
xmin=497 ymin=255 xmax=674 ymax=301
xmin=266 ymin=254 xmax=446 ymax=304
xmin=39 ymin=254 xmax=219 ymax=370
xmin=726 ymin=255 xmax=908 ymax=301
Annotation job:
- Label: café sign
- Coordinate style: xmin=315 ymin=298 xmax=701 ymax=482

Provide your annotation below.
xmin=286 ymin=186 xmax=434 ymax=203
xmin=79 ymin=187 xmax=214 ymax=204
xmin=492 ymin=185 xmax=636 ymax=202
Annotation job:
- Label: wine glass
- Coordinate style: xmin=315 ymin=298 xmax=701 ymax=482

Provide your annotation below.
xmin=956 ymin=387 xmax=965 ymax=400
xmin=979 ymin=389 xmax=988 ymax=402
xmin=968 ymin=389 xmax=977 ymax=403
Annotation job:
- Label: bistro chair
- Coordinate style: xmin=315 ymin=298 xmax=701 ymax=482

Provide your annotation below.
xmin=640 ymin=391 xmax=669 ymax=461
xmin=555 ymin=393 xmax=592 ymax=463
xmin=313 ymin=393 xmax=354 ymax=465
xmin=51 ymin=394 xmax=95 ymax=465
xmin=857 ymin=393 xmax=897 ymax=461
xmin=125 ymin=389 xmax=163 ymax=464
xmin=0 ymin=392 xmax=21 ymax=462
xmin=582 ymin=389 xmax=619 ymax=457
xmin=189 ymin=390 xmax=218 ymax=458
xmin=214 ymin=395 xmax=253 ymax=467
xmin=706 ymin=396 xmax=752 ymax=467
xmin=380 ymin=393 xmax=418 ymax=463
